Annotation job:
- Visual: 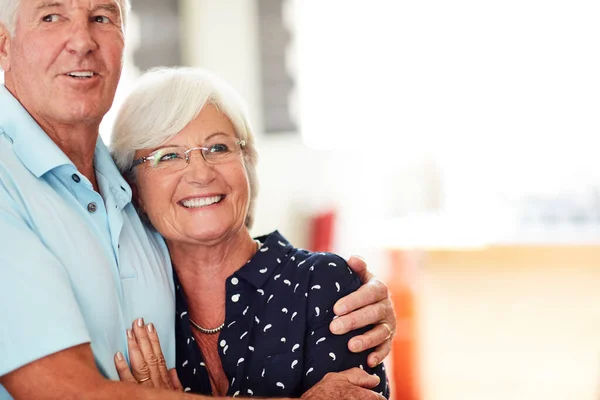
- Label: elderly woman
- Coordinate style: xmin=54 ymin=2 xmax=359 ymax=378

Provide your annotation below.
xmin=110 ymin=67 xmax=390 ymax=398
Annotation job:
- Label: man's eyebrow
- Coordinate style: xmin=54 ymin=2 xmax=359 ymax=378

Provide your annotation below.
xmin=35 ymin=2 xmax=62 ymax=11
xmin=92 ymin=3 xmax=121 ymax=15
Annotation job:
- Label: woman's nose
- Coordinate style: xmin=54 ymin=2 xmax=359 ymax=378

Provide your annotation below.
xmin=183 ymin=150 xmax=216 ymax=185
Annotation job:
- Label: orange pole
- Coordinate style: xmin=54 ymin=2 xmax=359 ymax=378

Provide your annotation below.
xmin=388 ymin=249 xmax=421 ymax=400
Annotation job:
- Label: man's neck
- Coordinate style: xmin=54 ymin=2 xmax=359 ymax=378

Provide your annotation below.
xmin=4 ymin=82 xmax=101 ymax=191
xmin=41 ymin=119 xmax=101 ymax=192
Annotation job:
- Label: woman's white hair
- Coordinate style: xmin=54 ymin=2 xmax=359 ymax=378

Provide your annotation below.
xmin=0 ymin=0 xmax=131 ymax=37
xmin=111 ymin=67 xmax=260 ymax=228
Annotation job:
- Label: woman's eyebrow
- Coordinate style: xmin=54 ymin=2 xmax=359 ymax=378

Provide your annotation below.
xmin=204 ymin=132 xmax=232 ymax=141
xmin=146 ymin=132 xmax=233 ymax=152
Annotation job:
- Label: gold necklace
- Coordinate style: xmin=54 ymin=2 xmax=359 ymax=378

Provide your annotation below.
xmin=188 ymin=239 xmax=260 ymax=335
xmin=189 ymin=317 xmax=225 ymax=334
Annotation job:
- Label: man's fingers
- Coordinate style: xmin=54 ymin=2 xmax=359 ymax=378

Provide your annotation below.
xmin=346 ymin=255 xmax=370 ymax=283
xmin=338 ymin=368 xmax=381 ymax=389
xmin=331 ymin=300 xmax=388 ymax=335
xmin=301 ymin=369 xmax=385 ymax=400
xmin=169 ymin=368 xmax=184 ymax=391
xmin=347 ymin=320 xmax=394 ymax=353
xmin=146 ymin=322 xmax=173 ymax=389
xmin=367 ymin=339 xmax=392 ymax=368
xmin=333 ymin=278 xmax=388 ymax=317
xmin=114 ymin=352 xmax=137 ymax=383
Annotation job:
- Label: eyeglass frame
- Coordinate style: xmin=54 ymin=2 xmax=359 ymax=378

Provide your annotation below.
xmin=129 ymin=139 xmax=246 ymax=172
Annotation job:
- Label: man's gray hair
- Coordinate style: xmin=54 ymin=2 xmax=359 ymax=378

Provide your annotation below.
xmin=0 ymin=0 xmax=131 ymax=37
xmin=110 ymin=67 xmax=260 ymax=229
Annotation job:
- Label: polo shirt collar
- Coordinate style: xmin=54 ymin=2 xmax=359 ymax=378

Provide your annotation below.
xmin=94 ymin=138 xmax=132 ymax=209
xmin=0 ymin=85 xmax=133 ymax=208
xmin=0 ymin=85 xmax=72 ymax=177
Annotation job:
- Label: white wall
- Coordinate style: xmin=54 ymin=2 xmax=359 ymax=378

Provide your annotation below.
xmin=177 ymin=1 xmax=437 ymax=268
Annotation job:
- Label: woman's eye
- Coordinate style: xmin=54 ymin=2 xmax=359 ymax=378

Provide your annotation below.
xmin=158 ymin=152 xmax=181 ymax=162
xmin=92 ymin=15 xmax=110 ymax=24
xmin=208 ymin=144 xmax=229 ymax=153
xmin=42 ymin=14 xmax=60 ymax=23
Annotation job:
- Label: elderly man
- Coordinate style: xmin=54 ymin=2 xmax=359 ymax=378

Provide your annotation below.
xmin=0 ymin=0 xmax=395 ymax=399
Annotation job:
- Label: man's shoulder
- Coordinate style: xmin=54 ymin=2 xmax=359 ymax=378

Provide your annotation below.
xmin=0 ymin=132 xmax=32 ymax=200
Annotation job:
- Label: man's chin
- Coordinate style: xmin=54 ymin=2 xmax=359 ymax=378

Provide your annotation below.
xmin=52 ymin=101 xmax=110 ymax=126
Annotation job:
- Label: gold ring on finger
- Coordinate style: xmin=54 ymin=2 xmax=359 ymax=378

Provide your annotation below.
xmin=138 ymin=376 xmax=151 ymax=384
xmin=382 ymin=323 xmax=393 ymax=340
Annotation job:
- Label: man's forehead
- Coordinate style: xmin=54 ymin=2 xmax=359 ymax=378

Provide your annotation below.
xmin=23 ymin=0 xmax=122 ymax=11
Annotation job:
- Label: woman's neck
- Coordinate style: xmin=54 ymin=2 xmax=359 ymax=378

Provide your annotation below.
xmin=168 ymin=228 xmax=257 ymax=326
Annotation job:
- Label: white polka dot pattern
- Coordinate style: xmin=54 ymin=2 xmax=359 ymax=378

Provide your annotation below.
xmin=174 ymin=231 xmax=389 ymax=398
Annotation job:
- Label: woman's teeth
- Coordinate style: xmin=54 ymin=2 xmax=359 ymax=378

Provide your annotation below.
xmin=181 ymin=196 xmax=223 ymax=208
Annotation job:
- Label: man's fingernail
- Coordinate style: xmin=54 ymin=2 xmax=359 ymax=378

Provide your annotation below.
xmin=354 ymin=254 xmax=366 ymax=262
xmin=336 ymin=303 xmax=347 ymax=315
xmin=370 ymin=356 xmax=379 ymax=366
xmin=331 ymin=319 xmax=344 ymax=333
xmin=147 ymin=323 xmax=154 ymax=333
xmin=137 ymin=318 xmax=144 ymax=327
xmin=350 ymin=339 xmax=363 ymax=352
xmin=116 ymin=351 xmax=124 ymax=361
xmin=127 ymin=329 xmax=133 ymax=339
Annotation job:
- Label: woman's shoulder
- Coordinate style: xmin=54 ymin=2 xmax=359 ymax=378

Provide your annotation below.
xmin=258 ymin=230 xmax=359 ymax=287
xmin=293 ymin=250 xmax=352 ymax=277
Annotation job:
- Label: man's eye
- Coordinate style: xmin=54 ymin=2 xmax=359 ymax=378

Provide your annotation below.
xmin=92 ymin=15 xmax=110 ymax=24
xmin=208 ymin=144 xmax=229 ymax=153
xmin=42 ymin=14 xmax=60 ymax=23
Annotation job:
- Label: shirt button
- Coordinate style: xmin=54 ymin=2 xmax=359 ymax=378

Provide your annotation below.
xmin=87 ymin=202 xmax=97 ymax=213
xmin=71 ymin=174 xmax=81 ymax=183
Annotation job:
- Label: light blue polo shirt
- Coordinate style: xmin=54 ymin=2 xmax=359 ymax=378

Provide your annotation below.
xmin=0 ymin=85 xmax=175 ymax=398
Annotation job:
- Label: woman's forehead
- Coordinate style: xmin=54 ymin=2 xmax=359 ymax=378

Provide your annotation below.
xmin=167 ymin=106 xmax=236 ymax=143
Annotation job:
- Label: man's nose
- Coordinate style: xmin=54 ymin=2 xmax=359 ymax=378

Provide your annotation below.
xmin=66 ymin=21 xmax=98 ymax=55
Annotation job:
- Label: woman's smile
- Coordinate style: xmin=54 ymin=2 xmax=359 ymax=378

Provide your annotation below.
xmin=179 ymin=195 xmax=225 ymax=209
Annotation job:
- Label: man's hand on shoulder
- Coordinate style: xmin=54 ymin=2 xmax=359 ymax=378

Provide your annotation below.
xmin=300 ymin=368 xmax=385 ymax=400
xmin=330 ymin=255 xmax=396 ymax=367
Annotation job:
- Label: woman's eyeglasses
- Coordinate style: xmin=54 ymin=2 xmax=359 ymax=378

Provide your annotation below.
xmin=130 ymin=137 xmax=246 ymax=172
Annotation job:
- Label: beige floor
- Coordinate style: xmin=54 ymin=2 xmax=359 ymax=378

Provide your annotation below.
xmin=409 ymin=247 xmax=600 ymax=400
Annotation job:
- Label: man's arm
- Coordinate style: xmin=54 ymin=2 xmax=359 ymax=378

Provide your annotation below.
xmin=113 ymin=323 xmax=385 ymax=400
xmin=1 ymin=344 xmax=207 ymax=400
xmin=330 ymin=256 xmax=396 ymax=367
xmin=301 ymin=254 xmax=389 ymax=397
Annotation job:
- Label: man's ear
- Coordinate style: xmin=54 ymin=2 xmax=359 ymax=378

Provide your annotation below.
xmin=0 ymin=23 xmax=11 ymax=72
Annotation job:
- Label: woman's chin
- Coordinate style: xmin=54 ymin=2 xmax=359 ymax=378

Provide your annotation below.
xmin=180 ymin=225 xmax=234 ymax=245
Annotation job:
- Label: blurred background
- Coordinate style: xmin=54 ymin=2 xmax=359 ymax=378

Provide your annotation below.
xmin=98 ymin=0 xmax=600 ymax=399
xmin=6 ymin=0 xmax=600 ymax=398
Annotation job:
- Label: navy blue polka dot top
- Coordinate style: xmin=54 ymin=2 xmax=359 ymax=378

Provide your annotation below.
xmin=174 ymin=230 xmax=389 ymax=398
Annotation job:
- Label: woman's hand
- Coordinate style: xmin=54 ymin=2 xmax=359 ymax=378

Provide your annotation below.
xmin=114 ymin=318 xmax=183 ymax=391
xmin=330 ymin=256 xmax=396 ymax=367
